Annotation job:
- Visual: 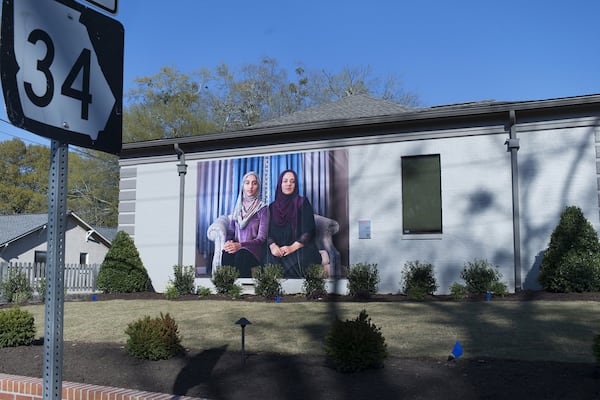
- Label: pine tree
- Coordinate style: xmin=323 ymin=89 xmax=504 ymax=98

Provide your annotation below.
xmin=97 ymin=231 xmax=152 ymax=293
xmin=538 ymin=206 xmax=600 ymax=292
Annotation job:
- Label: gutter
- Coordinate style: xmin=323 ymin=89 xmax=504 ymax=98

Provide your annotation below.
xmin=505 ymin=110 xmax=522 ymax=291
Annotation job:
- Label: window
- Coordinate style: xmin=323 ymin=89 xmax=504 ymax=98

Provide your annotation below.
xmin=34 ymin=251 xmax=47 ymax=265
xmin=79 ymin=253 xmax=88 ymax=265
xmin=401 ymin=154 xmax=442 ymax=234
xmin=34 ymin=251 xmax=46 ymax=277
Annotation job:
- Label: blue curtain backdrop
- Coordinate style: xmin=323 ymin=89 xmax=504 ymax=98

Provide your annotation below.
xmin=195 ymin=151 xmax=334 ymax=274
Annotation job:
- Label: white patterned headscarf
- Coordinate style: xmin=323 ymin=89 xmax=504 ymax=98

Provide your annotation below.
xmin=232 ymin=171 xmax=267 ymax=229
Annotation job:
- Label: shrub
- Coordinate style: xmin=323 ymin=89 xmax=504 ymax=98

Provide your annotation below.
xmin=124 ymin=313 xmax=183 ymax=360
xmin=460 ymin=259 xmax=504 ymax=294
xmin=450 ymin=282 xmax=467 ymax=300
xmin=164 ymin=283 xmax=178 ymax=300
xmin=0 ymin=306 xmax=36 ymax=347
xmin=97 ymin=231 xmax=151 ymax=293
xmin=400 ymin=260 xmax=438 ymax=298
xmin=347 ymin=263 xmax=379 ymax=298
xmin=36 ymin=278 xmax=46 ymax=302
xmin=0 ymin=269 xmax=33 ymax=304
xmin=227 ymin=283 xmax=243 ymax=299
xmin=171 ymin=265 xmax=195 ymax=296
xmin=197 ymin=286 xmax=211 ymax=297
xmin=324 ymin=309 xmax=388 ymax=372
xmin=489 ymin=280 xmax=508 ymax=297
xmin=253 ymin=264 xmax=284 ymax=299
xmin=212 ymin=265 xmax=240 ymax=295
xmin=539 ymin=206 xmax=600 ymax=292
xmin=593 ymin=334 xmax=600 ymax=364
xmin=303 ymin=264 xmax=327 ymax=299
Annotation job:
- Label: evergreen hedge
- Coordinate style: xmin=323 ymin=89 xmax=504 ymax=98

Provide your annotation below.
xmin=97 ymin=231 xmax=151 ymax=293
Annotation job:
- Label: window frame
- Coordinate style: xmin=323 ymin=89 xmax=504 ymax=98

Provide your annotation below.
xmin=401 ymin=154 xmax=442 ymax=236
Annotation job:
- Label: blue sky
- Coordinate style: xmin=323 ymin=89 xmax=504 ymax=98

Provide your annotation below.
xmin=1 ymin=0 xmax=599 ymax=145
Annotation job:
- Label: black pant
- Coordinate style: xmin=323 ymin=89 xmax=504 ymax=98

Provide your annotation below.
xmin=221 ymin=249 xmax=261 ymax=278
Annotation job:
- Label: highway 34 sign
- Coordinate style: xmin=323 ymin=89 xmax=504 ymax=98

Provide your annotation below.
xmin=0 ymin=0 xmax=123 ymax=154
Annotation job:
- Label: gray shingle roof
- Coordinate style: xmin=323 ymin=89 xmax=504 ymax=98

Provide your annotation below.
xmin=0 ymin=213 xmax=116 ymax=245
xmin=93 ymin=226 xmax=118 ymax=242
xmin=0 ymin=214 xmax=48 ymax=245
xmin=251 ymin=94 xmax=417 ymax=129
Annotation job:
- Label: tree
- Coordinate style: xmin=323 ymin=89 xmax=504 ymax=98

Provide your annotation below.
xmin=206 ymin=58 xmax=312 ymax=130
xmin=124 ymin=66 xmax=216 ymax=142
xmin=123 ymin=57 xmax=420 ymax=140
xmin=68 ymin=149 xmax=119 ymax=227
xmin=306 ymin=65 xmax=419 ymax=106
xmin=96 ymin=231 xmax=152 ymax=293
xmin=0 ymin=139 xmax=48 ymax=214
xmin=538 ymin=205 xmax=600 ymax=292
xmin=0 ymin=138 xmax=119 ymax=227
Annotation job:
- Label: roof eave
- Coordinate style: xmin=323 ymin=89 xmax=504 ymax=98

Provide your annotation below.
xmin=120 ymin=94 xmax=600 ymax=159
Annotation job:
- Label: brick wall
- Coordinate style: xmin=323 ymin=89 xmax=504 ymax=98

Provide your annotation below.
xmin=0 ymin=374 xmax=207 ymax=400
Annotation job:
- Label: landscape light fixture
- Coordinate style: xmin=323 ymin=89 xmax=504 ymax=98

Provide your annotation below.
xmin=235 ymin=317 xmax=252 ymax=365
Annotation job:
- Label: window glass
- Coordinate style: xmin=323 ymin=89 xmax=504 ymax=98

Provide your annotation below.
xmin=401 ymin=154 xmax=442 ymax=234
xmin=34 ymin=250 xmax=47 ymax=264
xmin=79 ymin=253 xmax=88 ymax=265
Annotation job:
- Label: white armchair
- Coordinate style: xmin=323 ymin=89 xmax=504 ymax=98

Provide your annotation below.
xmin=207 ymin=214 xmax=341 ymax=277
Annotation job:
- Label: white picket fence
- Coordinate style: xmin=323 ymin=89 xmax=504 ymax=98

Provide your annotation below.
xmin=0 ymin=262 xmax=99 ymax=294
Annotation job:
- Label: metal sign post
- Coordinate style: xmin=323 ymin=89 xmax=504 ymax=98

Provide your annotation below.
xmin=0 ymin=2 xmax=123 ymax=398
xmin=43 ymin=140 xmax=69 ymax=400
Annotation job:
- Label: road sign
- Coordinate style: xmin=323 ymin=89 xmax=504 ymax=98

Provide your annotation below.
xmin=0 ymin=0 xmax=123 ymax=154
xmin=84 ymin=0 xmax=118 ymax=14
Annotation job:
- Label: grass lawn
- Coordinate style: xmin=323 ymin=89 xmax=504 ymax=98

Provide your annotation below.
xmin=21 ymin=299 xmax=600 ymax=363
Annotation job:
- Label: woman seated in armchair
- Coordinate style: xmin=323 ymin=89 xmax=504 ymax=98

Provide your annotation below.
xmin=222 ymin=171 xmax=269 ymax=278
xmin=266 ymin=169 xmax=322 ymax=278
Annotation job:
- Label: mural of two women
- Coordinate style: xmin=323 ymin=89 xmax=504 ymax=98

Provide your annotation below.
xmin=223 ymin=170 xmax=321 ymax=278
xmin=196 ymin=150 xmax=349 ymax=279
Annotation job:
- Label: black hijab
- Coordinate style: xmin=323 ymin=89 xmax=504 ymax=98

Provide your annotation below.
xmin=271 ymin=169 xmax=304 ymax=234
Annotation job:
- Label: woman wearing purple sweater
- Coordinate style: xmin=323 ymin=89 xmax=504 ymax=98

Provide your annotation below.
xmin=222 ymin=171 xmax=269 ymax=278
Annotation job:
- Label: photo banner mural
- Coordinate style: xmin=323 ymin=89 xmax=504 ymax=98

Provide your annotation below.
xmin=195 ymin=149 xmax=349 ymax=278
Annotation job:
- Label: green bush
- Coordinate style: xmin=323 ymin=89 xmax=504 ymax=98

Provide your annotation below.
xmin=253 ymin=264 xmax=284 ymax=299
xmin=164 ymin=283 xmax=178 ymax=300
xmin=0 ymin=306 xmax=36 ymax=347
xmin=171 ymin=265 xmax=195 ymax=296
xmin=197 ymin=286 xmax=212 ymax=297
xmin=450 ymin=282 xmax=467 ymax=300
xmin=539 ymin=206 xmax=600 ymax=292
xmin=303 ymin=264 xmax=327 ymax=299
xmin=97 ymin=231 xmax=152 ymax=293
xmin=347 ymin=263 xmax=379 ymax=298
xmin=400 ymin=260 xmax=438 ymax=298
xmin=36 ymin=278 xmax=46 ymax=302
xmin=593 ymin=334 xmax=600 ymax=364
xmin=212 ymin=265 xmax=240 ymax=295
xmin=124 ymin=313 xmax=183 ymax=360
xmin=460 ymin=259 xmax=504 ymax=294
xmin=0 ymin=269 xmax=33 ymax=304
xmin=489 ymin=280 xmax=508 ymax=297
xmin=324 ymin=309 xmax=388 ymax=372
xmin=227 ymin=283 xmax=243 ymax=299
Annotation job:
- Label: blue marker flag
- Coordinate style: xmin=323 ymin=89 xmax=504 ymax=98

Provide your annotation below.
xmin=451 ymin=340 xmax=463 ymax=359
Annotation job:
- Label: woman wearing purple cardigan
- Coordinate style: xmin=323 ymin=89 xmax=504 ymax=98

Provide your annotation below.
xmin=222 ymin=171 xmax=269 ymax=278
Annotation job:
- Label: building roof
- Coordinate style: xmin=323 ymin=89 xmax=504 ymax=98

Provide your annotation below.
xmin=119 ymin=93 xmax=600 ymax=159
xmin=0 ymin=214 xmax=49 ymax=245
xmin=252 ymin=94 xmax=416 ymax=128
xmin=0 ymin=212 xmax=115 ymax=247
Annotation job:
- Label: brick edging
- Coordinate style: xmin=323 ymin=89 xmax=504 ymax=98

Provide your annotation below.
xmin=0 ymin=374 xmax=209 ymax=400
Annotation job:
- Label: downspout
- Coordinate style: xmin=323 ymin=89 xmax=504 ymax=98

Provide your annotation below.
xmin=174 ymin=144 xmax=188 ymax=267
xmin=505 ymin=110 xmax=522 ymax=291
